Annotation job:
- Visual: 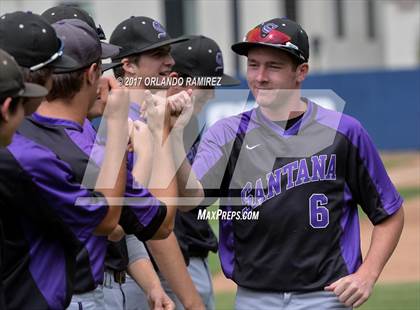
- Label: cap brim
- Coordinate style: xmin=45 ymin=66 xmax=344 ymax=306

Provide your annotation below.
xmin=20 ymin=82 xmax=48 ymax=98
xmin=116 ymin=36 xmax=189 ymax=59
xmin=49 ymin=53 xmax=79 ymax=70
xmin=101 ymin=62 xmax=122 ymax=72
xmin=231 ymin=42 xmax=305 ymax=62
xmin=220 ymin=74 xmax=241 ymax=86
xmin=101 ymin=42 xmax=121 ymax=59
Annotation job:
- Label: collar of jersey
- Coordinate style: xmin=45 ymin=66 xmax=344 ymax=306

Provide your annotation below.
xmin=255 ymin=99 xmax=313 ymax=138
xmin=31 ymin=112 xmax=84 ymax=132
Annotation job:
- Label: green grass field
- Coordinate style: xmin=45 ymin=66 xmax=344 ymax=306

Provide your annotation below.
xmin=213 ymin=282 xmax=420 ymax=310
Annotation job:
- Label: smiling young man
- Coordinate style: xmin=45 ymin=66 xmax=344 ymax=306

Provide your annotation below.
xmin=174 ymin=18 xmax=404 ymax=310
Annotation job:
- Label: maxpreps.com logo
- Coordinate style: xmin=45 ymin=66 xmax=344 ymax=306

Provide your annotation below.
xmin=197 ymin=209 xmax=259 ymax=221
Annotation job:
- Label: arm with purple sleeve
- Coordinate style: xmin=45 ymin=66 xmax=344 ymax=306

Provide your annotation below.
xmin=8 ymin=135 xmax=109 ymax=243
xmin=325 ymin=119 xmax=404 ymax=308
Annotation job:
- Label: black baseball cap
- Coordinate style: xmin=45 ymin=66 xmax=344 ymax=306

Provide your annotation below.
xmin=41 ymin=6 xmax=121 ymax=72
xmin=171 ymin=35 xmax=240 ymax=86
xmin=0 ymin=11 xmax=78 ymax=71
xmin=110 ymin=16 xmax=188 ymax=59
xmin=231 ymin=18 xmax=309 ymax=63
xmin=41 ymin=5 xmax=106 ymax=40
xmin=0 ymin=49 xmax=48 ymax=98
xmin=52 ymin=19 xmax=120 ymax=73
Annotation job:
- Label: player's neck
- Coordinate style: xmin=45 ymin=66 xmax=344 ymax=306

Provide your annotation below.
xmin=36 ymin=92 xmax=89 ymax=126
xmin=259 ymin=92 xmax=307 ymax=122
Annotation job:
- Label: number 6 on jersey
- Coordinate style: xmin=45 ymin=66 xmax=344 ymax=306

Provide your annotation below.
xmin=309 ymin=194 xmax=329 ymax=228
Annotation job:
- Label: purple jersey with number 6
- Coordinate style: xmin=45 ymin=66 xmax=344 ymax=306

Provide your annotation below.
xmin=192 ymin=100 xmax=402 ymax=292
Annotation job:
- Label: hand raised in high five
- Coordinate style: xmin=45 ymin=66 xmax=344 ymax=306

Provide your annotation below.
xmin=102 ymin=76 xmax=130 ymax=123
xmin=167 ymin=89 xmax=194 ymax=130
xmin=142 ymin=90 xmax=170 ymax=137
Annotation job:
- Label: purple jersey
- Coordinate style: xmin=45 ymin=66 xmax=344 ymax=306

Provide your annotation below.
xmin=0 ymin=132 xmax=108 ymax=309
xmin=192 ymin=101 xmax=402 ymax=291
xmin=23 ymin=113 xmax=166 ymax=293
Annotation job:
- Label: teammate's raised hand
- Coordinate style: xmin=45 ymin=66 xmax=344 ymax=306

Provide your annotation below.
xmin=143 ymin=90 xmax=169 ymax=136
xmin=168 ymin=89 xmax=193 ymax=129
xmin=102 ymin=76 xmax=130 ymax=123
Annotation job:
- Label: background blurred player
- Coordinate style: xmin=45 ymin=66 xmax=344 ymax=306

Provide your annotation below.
xmin=0 ymin=11 xmax=78 ymax=114
xmin=0 ymin=48 xmax=48 ymax=310
xmin=149 ymin=34 xmax=240 ymax=310
xmin=106 ymin=16 xmax=203 ymax=310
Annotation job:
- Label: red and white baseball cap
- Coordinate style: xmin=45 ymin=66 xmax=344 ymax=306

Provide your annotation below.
xmin=231 ymin=18 xmax=309 ymax=63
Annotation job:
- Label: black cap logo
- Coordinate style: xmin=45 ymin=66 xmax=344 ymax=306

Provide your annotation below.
xmin=261 ymin=22 xmax=279 ymax=38
xmin=152 ymin=20 xmax=166 ymax=39
xmin=215 ymin=51 xmax=223 ymax=73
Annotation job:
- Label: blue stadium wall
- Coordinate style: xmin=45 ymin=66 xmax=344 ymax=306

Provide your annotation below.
xmin=231 ymin=69 xmax=419 ymax=150
xmin=302 ymin=68 xmax=420 ymax=150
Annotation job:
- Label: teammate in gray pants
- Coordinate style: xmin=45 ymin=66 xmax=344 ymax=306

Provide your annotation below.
xmin=104 ymin=235 xmax=173 ymax=310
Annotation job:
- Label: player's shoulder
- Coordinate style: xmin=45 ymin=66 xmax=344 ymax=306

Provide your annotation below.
xmin=204 ymin=109 xmax=255 ymax=147
xmin=313 ymin=102 xmax=365 ymax=138
xmin=7 ymin=132 xmax=68 ymax=173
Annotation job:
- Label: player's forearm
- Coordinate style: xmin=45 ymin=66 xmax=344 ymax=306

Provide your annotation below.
xmin=127 ymin=258 xmax=163 ymax=294
xmin=148 ymin=126 xmax=177 ymax=200
xmin=171 ymin=128 xmax=204 ymax=203
xmin=146 ymin=233 xmax=204 ymax=309
xmin=357 ymin=206 xmax=404 ymax=281
xmin=147 ymin=128 xmax=179 ymax=238
xmin=94 ymin=151 xmax=127 ymax=235
xmin=131 ymin=123 xmax=153 ymax=186
xmin=94 ymin=119 xmax=128 ymax=235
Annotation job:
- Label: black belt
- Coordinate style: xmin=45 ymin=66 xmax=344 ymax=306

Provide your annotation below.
xmin=189 ymin=249 xmax=209 ymax=258
xmin=106 ymin=269 xmax=126 ymax=284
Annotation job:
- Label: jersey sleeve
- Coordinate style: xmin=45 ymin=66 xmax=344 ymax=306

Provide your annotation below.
xmin=192 ymin=124 xmax=229 ymax=203
xmin=345 ymin=122 xmax=403 ymax=224
xmin=12 ymin=143 xmax=108 ymax=243
xmin=126 ymin=235 xmax=150 ymax=265
xmin=118 ymin=171 xmax=167 ymax=241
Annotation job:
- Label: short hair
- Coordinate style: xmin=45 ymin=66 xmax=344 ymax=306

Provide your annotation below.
xmin=21 ymin=67 xmax=53 ymax=88
xmin=47 ymin=60 xmax=100 ymax=101
xmin=113 ymin=54 xmax=141 ymax=79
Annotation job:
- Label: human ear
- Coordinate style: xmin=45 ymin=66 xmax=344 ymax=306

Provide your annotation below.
xmin=122 ymin=58 xmax=138 ymax=75
xmin=0 ymin=97 xmax=12 ymax=122
xmin=296 ymin=63 xmax=309 ymax=83
xmin=87 ymin=63 xmax=100 ymax=85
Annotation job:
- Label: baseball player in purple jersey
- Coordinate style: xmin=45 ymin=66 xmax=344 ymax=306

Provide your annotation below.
xmin=0 ymin=49 xmax=48 ymax=309
xmin=174 ymin=18 xmax=405 ymax=309
xmin=31 ymin=19 xmax=183 ymax=309
xmin=0 ymin=17 xmax=131 ymax=309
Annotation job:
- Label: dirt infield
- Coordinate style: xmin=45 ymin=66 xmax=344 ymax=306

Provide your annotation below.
xmin=213 ymin=152 xmax=420 ymax=293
